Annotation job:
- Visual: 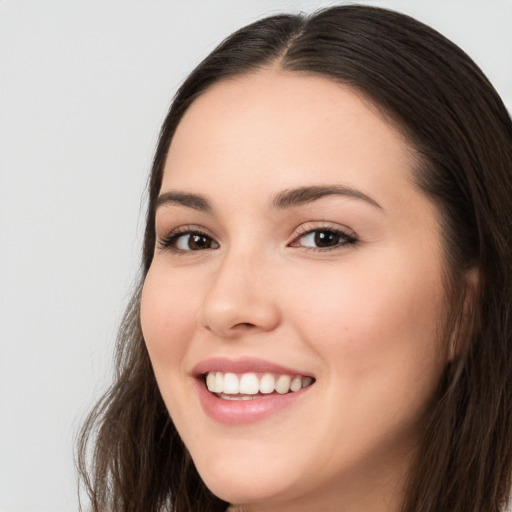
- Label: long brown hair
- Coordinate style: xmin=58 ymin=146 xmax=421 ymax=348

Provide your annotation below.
xmin=77 ymin=5 xmax=512 ymax=512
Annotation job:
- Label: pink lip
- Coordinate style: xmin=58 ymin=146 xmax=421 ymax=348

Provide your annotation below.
xmin=192 ymin=356 xmax=313 ymax=377
xmin=192 ymin=357 xmax=314 ymax=425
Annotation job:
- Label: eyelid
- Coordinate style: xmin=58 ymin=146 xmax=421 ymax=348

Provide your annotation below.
xmin=155 ymin=221 xmax=357 ymax=254
xmin=156 ymin=224 xmax=219 ymax=253
xmin=294 ymin=222 xmax=356 ymax=238
xmin=289 ymin=222 xmax=358 ymax=251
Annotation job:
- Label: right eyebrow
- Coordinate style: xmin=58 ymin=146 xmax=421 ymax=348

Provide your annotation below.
xmin=155 ymin=191 xmax=212 ymax=213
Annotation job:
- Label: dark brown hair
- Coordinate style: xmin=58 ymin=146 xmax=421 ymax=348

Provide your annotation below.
xmin=77 ymin=5 xmax=512 ymax=512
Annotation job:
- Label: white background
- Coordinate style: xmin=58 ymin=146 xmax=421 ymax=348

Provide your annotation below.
xmin=1 ymin=1 xmax=511 ymax=511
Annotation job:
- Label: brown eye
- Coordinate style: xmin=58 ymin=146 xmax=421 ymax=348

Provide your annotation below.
xmin=159 ymin=230 xmax=219 ymax=252
xmin=295 ymin=229 xmax=356 ymax=250
xmin=174 ymin=233 xmax=218 ymax=251
xmin=313 ymin=231 xmax=342 ymax=247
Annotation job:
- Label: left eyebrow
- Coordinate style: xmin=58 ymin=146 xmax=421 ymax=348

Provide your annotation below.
xmin=272 ymin=185 xmax=383 ymax=210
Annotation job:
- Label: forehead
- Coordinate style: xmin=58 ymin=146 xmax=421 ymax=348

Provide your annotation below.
xmin=162 ymin=69 xmax=419 ymax=212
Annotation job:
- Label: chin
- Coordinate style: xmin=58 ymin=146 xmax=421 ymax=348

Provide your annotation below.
xmin=193 ymin=452 xmax=299 ymax=505
xmin=201 ymin=473 xmax=279 ymax=505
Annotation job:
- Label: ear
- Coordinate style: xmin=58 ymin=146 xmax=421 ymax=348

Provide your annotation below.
xmin=447 ymin=267 xmax=480 ymax=362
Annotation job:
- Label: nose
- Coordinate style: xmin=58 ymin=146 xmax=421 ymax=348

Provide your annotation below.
xmin=198 ymin=251 xmax=280 ymax=339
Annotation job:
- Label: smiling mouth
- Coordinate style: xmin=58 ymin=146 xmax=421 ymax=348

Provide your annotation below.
xmin=204 ymin=371 xmax=314 ymax=400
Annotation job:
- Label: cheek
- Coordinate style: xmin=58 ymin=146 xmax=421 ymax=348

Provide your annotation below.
xmin=140 ymin=263 xmax=199 ymax=374
xmin=286 ymin=253 xmax=447 ymax=403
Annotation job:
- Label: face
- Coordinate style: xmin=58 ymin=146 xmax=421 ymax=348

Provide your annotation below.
xmin=141 ymin=70 xmax=452 ymax=512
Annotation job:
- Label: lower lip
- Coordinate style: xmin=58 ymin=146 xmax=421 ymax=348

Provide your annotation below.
xmin=195 ymin=378 xmax=311 ymax=425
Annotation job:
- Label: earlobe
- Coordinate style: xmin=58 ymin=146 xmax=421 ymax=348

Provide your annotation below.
xmin=447 ymin=266 xmax=480 ymax=362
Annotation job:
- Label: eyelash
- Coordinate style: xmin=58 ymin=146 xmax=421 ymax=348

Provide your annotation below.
xmin=157 ymin=224 xmax=357 ymax=254
xmin=291 ymin=224 xmax=357 ymax=252
xmin=157 ymin=225 xmax=217 ymax=254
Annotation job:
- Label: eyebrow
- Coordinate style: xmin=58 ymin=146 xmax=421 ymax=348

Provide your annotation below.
xmin=272 ymin=185 xmax=383 ymax=210
xmin=155 ymin=184 xmax=383 ymax=213
xmin=155 ymin=191 xmax=212 ymax=212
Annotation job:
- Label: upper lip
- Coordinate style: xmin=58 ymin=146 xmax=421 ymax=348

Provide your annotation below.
xmin=192 ymin=356 xmax=314 ymax=378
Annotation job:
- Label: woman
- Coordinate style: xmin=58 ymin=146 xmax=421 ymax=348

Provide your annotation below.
xmin=77 ymin=5 xmax=512 ymax=512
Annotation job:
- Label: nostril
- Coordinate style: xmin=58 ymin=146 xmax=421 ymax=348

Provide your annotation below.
xmin=232 ymin=322 xmax=258 ymax=331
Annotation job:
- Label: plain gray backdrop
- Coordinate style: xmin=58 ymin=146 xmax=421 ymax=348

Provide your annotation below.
xmin=1 ymin=1 xmax=511 ymax=511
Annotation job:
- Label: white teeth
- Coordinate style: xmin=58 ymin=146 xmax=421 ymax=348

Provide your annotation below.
xmin=205 ymin=371 xmax=314 ymax=397
xmin=214 ymin=372 xmax=223 ymax=393
xmin=219 ymin=394 xmax=257 ymax=401
xmin=290 ymin=376 xmax=302 ymax=392
xmin=275 ymin=375 xmax=291 ymax=394
xmin=239 ymin=373 xmax=259 ymax=394
xmin=206 ymin=372 xmax=216 ymax=392
xmin=259 ymin=373 xmax=275 ymax=394
xmin=223 ymin=373 xmax=239 ymax=394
